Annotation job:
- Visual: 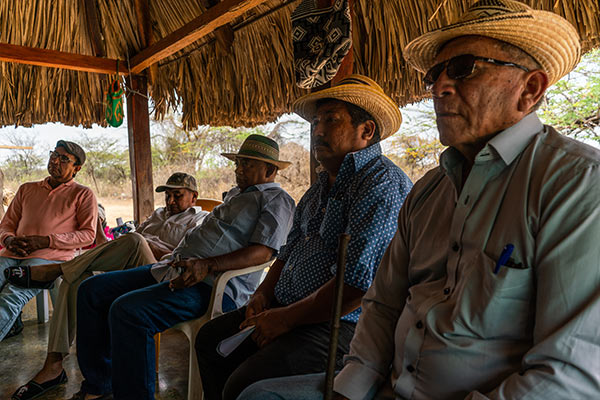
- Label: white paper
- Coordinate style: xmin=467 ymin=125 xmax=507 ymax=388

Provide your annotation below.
xmin=217 ymin=326 xmax=256 ymax=357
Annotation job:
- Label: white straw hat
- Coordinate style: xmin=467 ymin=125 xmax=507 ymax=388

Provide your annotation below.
xmin=403 ymin=0 xmax=581 ymax=87
xmin=292 ymin=74 xmax=402 ymax=140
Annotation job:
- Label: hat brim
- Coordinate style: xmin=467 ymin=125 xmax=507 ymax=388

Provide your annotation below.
xmin=155 ymin=185 xmax=198 ymax=193
xmin=221 ymin=153 xmax=292 ymax=170
xmin=403 ymin=10 xmax=581 ymax=87
xmin=292 ymin=84 xmax=402 ymax=140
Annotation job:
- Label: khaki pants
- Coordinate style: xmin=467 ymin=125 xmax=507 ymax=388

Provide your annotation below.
xmin=47 ymin=232 xmax=157 ymax=354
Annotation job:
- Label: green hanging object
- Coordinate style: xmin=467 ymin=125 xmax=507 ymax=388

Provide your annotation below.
xmin=105 ymin=61 xmax=124 ymax=127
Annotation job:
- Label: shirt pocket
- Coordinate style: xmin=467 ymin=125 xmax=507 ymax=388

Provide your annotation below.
xmin=457 ymin=252 xmax=534 ymax=339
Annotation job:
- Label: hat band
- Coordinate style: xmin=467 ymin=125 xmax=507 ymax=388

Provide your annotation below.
xmin=441 ymin=13 xmax=533 ymax=31
xmin=237 ymin=148 xmax=279 ymax=162
xmin=239 ymin=141 xmax=280 ymax=159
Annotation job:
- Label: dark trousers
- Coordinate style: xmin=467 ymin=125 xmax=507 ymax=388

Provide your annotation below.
xmin=76 ymin=264 xmax=235 ymax=400
xmin=195 ymin=306 xmax=356 ymax=400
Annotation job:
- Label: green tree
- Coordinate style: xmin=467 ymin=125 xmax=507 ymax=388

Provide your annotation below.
xmin=540 ymin=48 xmax=600 ymax=141
xmin=0 ymin=131 xmax=45 ymax=182
xmin=152 ymin=113 xmax=256 ymax=172
xmin=77 ymin=133 xmax=130 ymax=194
xmin=386 ymin=102 xmax=445 ymax=181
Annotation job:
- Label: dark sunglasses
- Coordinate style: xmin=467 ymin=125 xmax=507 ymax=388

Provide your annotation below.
xmin=423 ymin=54 xmax=530 ymax=89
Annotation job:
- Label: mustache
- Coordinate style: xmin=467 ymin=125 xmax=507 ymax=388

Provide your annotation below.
xmin=312 ymin=139 xmax=329 ymax=148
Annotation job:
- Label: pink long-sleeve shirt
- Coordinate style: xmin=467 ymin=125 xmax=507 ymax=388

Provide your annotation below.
xmin=0 ymin=177 xmax=97 ymax=261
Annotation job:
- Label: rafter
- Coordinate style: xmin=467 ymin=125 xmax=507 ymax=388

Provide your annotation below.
xmin=129 ymin=0 xmax=269 ymax=74
xmin=0 ymin=42 xmax=126 ymax=75
xmin=82 ymin=0 xmax=106 ymax=57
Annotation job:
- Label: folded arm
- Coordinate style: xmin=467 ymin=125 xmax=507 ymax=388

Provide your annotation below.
xmin=169 ymin=244 xmax=274 ymax=290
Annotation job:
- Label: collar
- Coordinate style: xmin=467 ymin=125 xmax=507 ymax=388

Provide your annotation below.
xmin=440 ymin=113 xmax=544 ymax=171
xmin=486 ymin=113 xmax=543 ymax=165
xmin=41 ymin=176 xmax=75 ymax=190
xmin=242 ymin=182 xmax=281 ymax=193
xmin=342 ymin=142 xmax=383 ymax=172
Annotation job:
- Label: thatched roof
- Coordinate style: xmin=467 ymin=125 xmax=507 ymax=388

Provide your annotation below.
xmin=0 ymin=0 xmax=599 ymax=129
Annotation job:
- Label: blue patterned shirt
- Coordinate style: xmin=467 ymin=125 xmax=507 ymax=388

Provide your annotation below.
xmin=274 ymin=143 xmax=413 ymax=323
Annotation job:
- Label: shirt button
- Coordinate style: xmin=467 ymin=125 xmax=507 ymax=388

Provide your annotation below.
xmin=416 ymin=321 xmax=423 ymax=329
xmin=305 ymin=236 xmax=310 ymax=241
xmin=406 ymin=365 xmax=415 ymax=373
xmin=452 ymin=243 xmax=459 ymax=252
xmin=443 ymin=287 xmax=450 ymax=295
xmin=321 ymin=208 xmax=326 ymax=213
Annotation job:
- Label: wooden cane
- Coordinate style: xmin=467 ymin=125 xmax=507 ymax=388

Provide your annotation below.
xmin=324 ymin=233 xmax=350 ymax=400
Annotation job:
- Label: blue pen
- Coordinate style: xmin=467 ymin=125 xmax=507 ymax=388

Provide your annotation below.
xmin=493 ymin=244 xmax=514 ymax=274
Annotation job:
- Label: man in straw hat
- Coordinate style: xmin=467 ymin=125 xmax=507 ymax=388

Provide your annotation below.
xmin=64 ymin=135 xmax=295 ymax=400
xmin=194 ymin=74 xmax=413 ymax=400
xmin=234 ymin=1 xmax=600 ymax=399
xmin=8 ymin=172 xmax=209 ymax=400
xmin=0 ymin=140 xmax=97 ymax=343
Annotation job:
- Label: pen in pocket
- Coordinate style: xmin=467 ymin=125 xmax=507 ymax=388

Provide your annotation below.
xmin=493 ymin=244 xmax=514 ymax=274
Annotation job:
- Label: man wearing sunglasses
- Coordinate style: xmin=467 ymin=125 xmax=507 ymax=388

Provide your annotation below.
xmin=0 ymin=140 xmax=97 ymax=342
xmin=234 ymin=1 xmax=600 ymax=400
xmin=329 ymin=1 xmax=600 ymax=399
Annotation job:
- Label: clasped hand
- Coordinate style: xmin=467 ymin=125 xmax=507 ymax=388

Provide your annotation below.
xmin=168 ymin=258 xmax=212 ymax=290
xmin=5 ymin=235 xmax=50 ymax=256
xmin=240 ymin=293 xmax=293 ymax=348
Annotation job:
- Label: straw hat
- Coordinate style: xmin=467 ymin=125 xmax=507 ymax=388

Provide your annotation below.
xmin=403 ymin=0 xmax=581 ymax=87
xmin=221 ymin=134 xmax=291 ymax=170
xmin=292 ymin=74 xmax=402 ymax=140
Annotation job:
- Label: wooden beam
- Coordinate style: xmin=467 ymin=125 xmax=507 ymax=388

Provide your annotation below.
xmin=0 ymin=42 xmax=126 ymax=75
xmin=133 ymin=0 xmax=158 ymax=83
xmin=134 ymin=0 xmax=153 ymax=48
xmin=82 ymin=0 xmax=106 ymax=57
xmin=0 ymin=145 xmax=33 ymax=150
xmin=126 ymin=75 xmax=155 ymax=223
xmin=130 ymin=0 xmax=269 ymax=74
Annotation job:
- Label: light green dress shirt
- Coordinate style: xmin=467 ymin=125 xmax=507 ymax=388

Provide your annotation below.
xmin=335 ymin=113 xmax=600 ymax=399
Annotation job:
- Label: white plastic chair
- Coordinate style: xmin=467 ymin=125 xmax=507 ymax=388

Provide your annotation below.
xmin=158 ymin=261 xmax=272 ymax=400
xmin=35 ymin=278 xmax=61 ymax=323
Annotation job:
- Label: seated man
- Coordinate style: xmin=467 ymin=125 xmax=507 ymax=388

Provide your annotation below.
xmin=194 ymin=75 xmax=413 ymax=400
xmin=8 ymin=172 xmax=207 ymax=399
xmin=239 ymin=2 xmax=600 ymax=399
xmin=70 ymin=135 xmax=295 ymax=400
xmin=0 ymin=140 xmax=97 ymax=341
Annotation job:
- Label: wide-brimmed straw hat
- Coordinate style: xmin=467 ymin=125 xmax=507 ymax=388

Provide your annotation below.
xmin=403 ymin=0 xmax=581 ymax=87
xmin=292 ymin=74 xmax=402 ymax=140
xmin=221 ymin=134 xmax=291 ymax=170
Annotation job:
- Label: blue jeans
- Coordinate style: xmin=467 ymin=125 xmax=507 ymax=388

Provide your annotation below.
xmin=237 ymin=373 xmax=326 ymax=400
xmin=76 ymin=264 xmax=235 ymax=400
xmin=0 ymin=256 xmax=61 ymax=340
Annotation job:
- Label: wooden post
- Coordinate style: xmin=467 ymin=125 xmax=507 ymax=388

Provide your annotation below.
xmin=126 ymin=75 xmax=154 ymax=223
xmin=309 ymin=0 xmax=354 ymax=184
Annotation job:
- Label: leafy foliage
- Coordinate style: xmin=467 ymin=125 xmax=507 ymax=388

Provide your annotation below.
xmin=0 ymin=131 xmax=45 ymax=182
xmin=76 ymin=133 xmax=130 ymax=193
xmin=540 ymin=48 xmax=600 ymax=141
xmin=385 ymin=101 xmax=445 ymax=181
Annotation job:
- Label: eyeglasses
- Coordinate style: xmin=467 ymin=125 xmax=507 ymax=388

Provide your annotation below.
xmin=49 ymin=151 xmax=74 ymax=164
xmin=423 ymin=54 xmax=530 ymax=89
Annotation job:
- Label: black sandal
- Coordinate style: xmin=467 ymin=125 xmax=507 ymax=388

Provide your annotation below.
xmin=4 ymin=266 xmax=55 ymax=289
xmin=11 ymin=370 xmax=67 ymax=399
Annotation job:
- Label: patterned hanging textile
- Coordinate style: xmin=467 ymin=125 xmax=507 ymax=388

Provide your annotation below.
xmin=291 ymin=0 xmax=352 ymax=89
xmin=105 ymin=61 xmax=124 ymax=127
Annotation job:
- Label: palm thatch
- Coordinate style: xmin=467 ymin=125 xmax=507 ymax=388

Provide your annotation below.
xmin=0 ymin=0 xmax=599 ymax=129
